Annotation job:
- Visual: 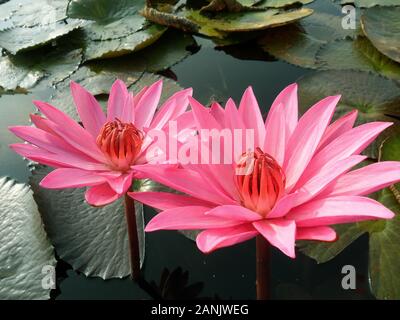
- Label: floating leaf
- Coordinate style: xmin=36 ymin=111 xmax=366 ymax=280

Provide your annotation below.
xmin=297 ymin=70 xmax=400 ymax=158
xmin=343 ymin=0 xmax=400 ymax=8
xmin=0 ymin=0 xmax=84 ymax=54
xmin=83 ymin=23 xmax=167 ymax=61
xmin=187 ymin=7 xmax=313 ymax=33
xmin=258 ymin=12 xmax=357 ymax=68
xmin=298 ymin=224 xmax=366 ymax=264
xmin=316 ymin=37 xmax=400 ymax=81
xmin=361 ymin=6 xmax=400 ymax=64
xmin=368 ymin=188 xmax=400 ymax=299
xmin=30 ymin=165 xmax=146 ymax=279
xmin=0 ymin=46 xmax=82 ymax=93
xmin=0 ymin=177 xmax=56 ymax=299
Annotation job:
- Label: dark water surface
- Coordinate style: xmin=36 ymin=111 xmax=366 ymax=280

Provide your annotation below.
xmin=0 ymin=0 xmax=375 ymax=300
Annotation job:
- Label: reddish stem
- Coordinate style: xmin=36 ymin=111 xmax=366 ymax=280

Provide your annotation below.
xmin=256 ymin=235 xmax=271 ymax=300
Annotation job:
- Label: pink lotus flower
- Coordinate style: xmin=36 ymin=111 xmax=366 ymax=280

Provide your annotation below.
xmin=9 ymin=80 xmax=192 ymax=206
xmin=130 ymin=84 xmax=400 ymax=258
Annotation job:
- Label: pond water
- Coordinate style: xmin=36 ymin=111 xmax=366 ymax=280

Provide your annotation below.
xmin=0 ymin=0 xmax=378 ymax=299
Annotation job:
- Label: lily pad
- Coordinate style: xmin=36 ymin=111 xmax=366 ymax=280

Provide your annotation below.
xmin=0 ymin=46 xmax=82 ymax=93
xmin=297 ymin=70 xmax=400 ymax=159
xmin=0 ymin=177 xmax=56 ymax=299
xmin=316 ymin=37 xmax=400 ymax=81
xmin=0 ymin=0 xmax=84 ymax=54
xmin=30 ymin=165 xmax=146 ymax=279
xmin=361 ymin=6 xmax=400 ymax=64
xmin=344 ymin=0 xmax=400 ymax=8
xmin=258 ymin=12 xmax=358 ymax=68
xmin=187 ymin=7 xmax=313 ymax=33
xmin=83 ymin=23 xmax=167 ymax=61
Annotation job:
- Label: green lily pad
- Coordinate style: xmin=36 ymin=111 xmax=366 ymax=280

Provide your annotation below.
xmin=83 ymin=23 xmax=167 ymax=61
xmin=316 ymin=37 xmax=400 ymax=81
xmin=187 ymin=7 xmax=313 ymax=33
xmin=0 ymin=177 xmax=56 ymax=299
xmin=258 ymin=12 xmax=358 ymax=68
xmin=297 ymin=70 xmax=400 ymax=159
xmin=0 ymin=0 xmax=84 ymax=54
xmin=30 ymin=165 xmax=146 ymax=279
xmin=0 ymin=46 xmax=82 ymax=93
xmin=381 ymin=135 xmax=400 ymax=162
xmin=344 ymin=0 xmax=400 ymax=7
xmin=361 ymin=6 xmax=400 ymax=64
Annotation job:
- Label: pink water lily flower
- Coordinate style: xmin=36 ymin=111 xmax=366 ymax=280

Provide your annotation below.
xmin=10 ymin=80 xmax=192 ymax=206
xmin=130 ymin=84 xmax=400 ymax=258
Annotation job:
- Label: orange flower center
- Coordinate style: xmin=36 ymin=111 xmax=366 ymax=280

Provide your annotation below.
xmin=96 ymin=119 xmax=143 ymax=172
xmin=234 ymin=147 xmax=286 ymax=217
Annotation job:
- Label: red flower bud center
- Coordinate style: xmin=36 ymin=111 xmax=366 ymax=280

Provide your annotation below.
xmin=96 ymin=119 xmax=143 ymax=171
xmin=234 ymin=147 xmax=286 ymax=217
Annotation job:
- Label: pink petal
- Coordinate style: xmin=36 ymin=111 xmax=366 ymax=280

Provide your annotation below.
xmin=10 ymin=143 xmax=108 ymax=171
xmin=145 ymin=206 xmax=242 ymax=231
xmin=283 ymin=95 xmax=340 ymax=191
xmin=238 ymin=87 xmax=265 ymax=147
xmin=210 ymin=102 xmax=225 ymax=124
xmin=317 ymin=110 xmax=358 ymax=152
xmin=286 ymin=196 xmax=395 ymax=227
xmin=189 ymin=97 xmax=222 ymax=130
xmin=253 ymin=219 xmax=296 ymax=258
xmin=85 ymin=183 xmax=120 ymax=206
xmin=70 ymin=81 xmax=106 ymax=137
xmin=120 ymin=93 xmax=135 ymax=124
xmin=269 ymin=83 xmax=298 ymax=145
xmin=133 ymin=164 xmax=237 ymax=205
xmin=205 ymin=205 xmax=262 ymax=222
xmin=267 ymin=193 xmax=299 ymax=219
xmin=104 ymin=172 xmax=133 ymax=194
xmin=132 ymin=85 xmax=149 ymax=107
xmin=129 ymin=191 xmax=214 ymax=211
xmin=107 ymin=79 xmax=129 ymax=121
xmin=33 ymin=100 xmax=106 ymax=162
xmin=40 ymin=168 xmax=106 ymax=189
xmin=296 ymin=226 xmax=337 ymax=241
xmin=263 ymin=102 xmax=286 ymax=166
xmin=196 ymin=224 xmax=258 ymax=253
xmin=30 ymin=114 xmax=56 ymax=135
xmin=151 ymin=88 xmax=192 ymax=130
xmin=300 ymin=122 xmax=393 ymax=184
xmin=292 ymin=155 xmax=367 ymax=206
xmin=322 ymin=161 xmax=400 ymax=197
xmin=134 ymin=80 xmax=163 ymax=129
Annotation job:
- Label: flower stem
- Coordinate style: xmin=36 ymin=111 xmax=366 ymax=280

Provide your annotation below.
xmin=124 ymin=193 xmax=141 ymax=281
xmin=256 ymin=235 xmax=271 ymax=300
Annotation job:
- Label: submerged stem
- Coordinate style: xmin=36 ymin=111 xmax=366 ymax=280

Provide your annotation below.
xmin=124 ymin=193 xmax=141 ymax=281
xmin=256 ymin=235 xmax=271 ymax=300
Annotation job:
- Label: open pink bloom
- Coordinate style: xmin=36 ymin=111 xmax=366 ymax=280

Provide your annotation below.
xmin=130 ymin=84 xmax=400 ymax=258
xmin=9 ymin=80 xmax=193 ymax=206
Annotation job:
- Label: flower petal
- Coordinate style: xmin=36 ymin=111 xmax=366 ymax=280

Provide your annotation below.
xmin=210 ymin=102 xmax=225 ymax=124
xmin=322 ymin=161 xmax=400 ymax=197
xmin=134 ymin=164 xmax=237 ymax=205
xmin=85 ymin=183 xmax=120 ymax=206
xmin=283 ymin=95 xmax=340 ymax=191
xmin=30 ymin=114 xmax=56 ymax=135
xmin=286 ymin=196 xmax=395 ymax=227
xmin=107 ymin=79 xmax=129 ymax=121
xmin=196 ymin=224 xmax=258 ymax=253
xmin=70 ymin=81 xmax=106 ymax=137
xmin=40 ymin=168 xmax=106 ymax=189
xmin=238 ymin=86 xmax=265 ymax=147
xmin=151 ymin=88 xmax=192 ymax=130
xmin=33 ymin=100 xmax=106 ymax=162
xmin=104 ymin=172 xmax=133 ymax=194
xmin=145 ymin=206 xmax=242 ymax=231
xmin=189 ymin=96 xmax=222 ymax=130
xmin=296 ymin=226 xmax=337 ymax=241
xmin=300 ymin=122 xmax=393 ymax=184
xmin=205 ymin=205 xmax=262 ymax=222
xmin=129 ymin=191 xmax=213 ymax=211
xmin=317 ymin=110 xmax=358 ymax=152
xmin=134 ymin=80 xmax=163 ymax=129
xmin=253 ymin=219 xmax=296 ymax=258
xmin=263 ymin=102 xmax=286 ymax=166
